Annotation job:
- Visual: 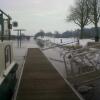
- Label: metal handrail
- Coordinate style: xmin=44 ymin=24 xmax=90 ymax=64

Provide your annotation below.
xmin=63 ymin=46 xmax=100 ymax=78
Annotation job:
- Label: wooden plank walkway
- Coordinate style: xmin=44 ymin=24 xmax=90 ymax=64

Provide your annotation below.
xmin=16 ymin=48 xmax=81 ymax=100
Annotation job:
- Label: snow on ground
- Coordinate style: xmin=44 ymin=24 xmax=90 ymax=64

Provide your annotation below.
xmin=37 ymin=37 xmax=95 ymax=79
xmin=41 ymin=38 xmax=100 ymax=100
xmin=42 ymin=37 xmax=77 ymax=45
xmin=79 ymin=39 xmax=95 ymax=46
xmin=39 ymin=37 xmax=95 ymax=46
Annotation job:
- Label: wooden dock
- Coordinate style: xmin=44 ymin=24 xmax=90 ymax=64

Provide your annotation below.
xmin=16 ymin=48 xmax=81 ymax=100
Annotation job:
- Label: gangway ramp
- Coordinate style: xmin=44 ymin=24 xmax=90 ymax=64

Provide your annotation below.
xmin=16 ymin=48 xmax=82 ymax=100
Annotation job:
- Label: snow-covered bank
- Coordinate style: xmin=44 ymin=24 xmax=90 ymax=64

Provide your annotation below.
xmin=79 ymin=39 xmax=95 ymax=46
xmin=38 ymin=37 xmax=95 ymax=46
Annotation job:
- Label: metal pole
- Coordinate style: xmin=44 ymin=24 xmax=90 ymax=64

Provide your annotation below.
xmin=17 ymin=31 xmax=19 ymax=47
xmin=8 ymin=18 xmax=11 ymax=41
xmin=0 ymin=13 xmax=4 ymax=42
xmin=14 ymin=29 xmax=26 ymax=48
xmin=19 ymin=30 xmax=21 ymax=48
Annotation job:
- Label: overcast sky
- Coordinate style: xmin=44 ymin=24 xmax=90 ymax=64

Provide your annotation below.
xmin=0 ymin=0 xmax=88 ymax=35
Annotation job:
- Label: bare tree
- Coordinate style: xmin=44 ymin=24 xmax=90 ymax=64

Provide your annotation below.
xmin=67 ymin=0 xmax=91 ymax=39
xmin=89 ymin=0 xmax=100 ymax=42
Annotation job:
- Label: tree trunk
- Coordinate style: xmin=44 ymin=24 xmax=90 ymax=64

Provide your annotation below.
xmin=94 ymin=0 xmax=99 ymax=42
xmin=95 ymin=22 xmax=99 ymax=42
xmin=80 ymin=26 xmax=84 ymax=39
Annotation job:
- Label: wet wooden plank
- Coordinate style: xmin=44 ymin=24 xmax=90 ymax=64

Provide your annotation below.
xmin=16 ymin=48 xmax=80 ymax=100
